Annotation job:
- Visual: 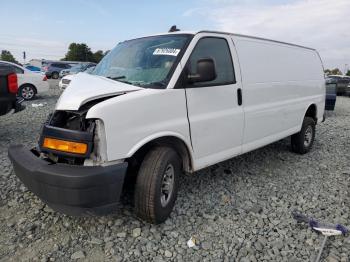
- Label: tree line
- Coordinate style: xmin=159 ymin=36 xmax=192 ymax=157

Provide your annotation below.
xmin=60 ymin=43 xmax=109 ymax=63
xmin=0 ymin=50 xmax=18 ymax=64
xmin=0 ymin=43 xmax=109 ymax=65
xmin=324 ymin=68 xmax=350 ymax=76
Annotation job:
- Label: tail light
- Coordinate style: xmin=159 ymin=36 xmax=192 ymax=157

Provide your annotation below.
xmin=43 ymin=75 xmax=47 ymax=81
xmin=7 ymin=73 xmax=18 ymax=94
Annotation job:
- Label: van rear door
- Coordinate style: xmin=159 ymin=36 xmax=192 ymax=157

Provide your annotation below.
xmin=183 ymin=34 xmax=244 ymax=170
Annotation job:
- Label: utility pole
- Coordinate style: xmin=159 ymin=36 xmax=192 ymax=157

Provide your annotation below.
xmin=23 ymin=51 xmax=26 ymax=65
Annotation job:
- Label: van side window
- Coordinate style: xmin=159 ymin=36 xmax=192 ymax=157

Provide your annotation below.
xmin=187 ymin=37 xmax=235 ymax=86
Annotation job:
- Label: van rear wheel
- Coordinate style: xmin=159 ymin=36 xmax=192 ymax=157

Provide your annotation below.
xmin=291 ymin=117 xmax=315 ymax=154
xmin=134 ymin=147 xmax=181 ymax=224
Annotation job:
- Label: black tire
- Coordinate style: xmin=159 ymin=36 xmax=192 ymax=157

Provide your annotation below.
xmin=52 ymin=71 xmax=59 ymax=79
xmin=291 ymin=117 xmax=316 ymax=154
xmin=134 ymin=147 xmax=181 ymax=224
xmin=19 ymin=85 xmax=36 ymax=100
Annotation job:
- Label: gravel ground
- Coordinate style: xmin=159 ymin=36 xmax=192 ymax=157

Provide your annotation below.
xmin=0 ymin=81 xmax=349 ymax=261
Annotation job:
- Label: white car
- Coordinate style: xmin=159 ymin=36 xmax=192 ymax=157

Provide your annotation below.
xmin=9 ymin=30 xmax=325 ymax=224
xmin=59 ymin=66 xmax=96 ymax=89
xmin=59 ymin=63 xmax=96 ymax=78
xmin=0 ymin=61 xmax=49 ymax=100
xmin=58 ymin=74 xmax=74 ymax=90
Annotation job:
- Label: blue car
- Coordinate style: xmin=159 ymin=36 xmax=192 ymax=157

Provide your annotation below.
xmin=25 ymin=65 xmax=41 ymax=72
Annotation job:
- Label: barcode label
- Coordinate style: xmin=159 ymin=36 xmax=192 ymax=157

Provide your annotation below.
xmin=153 ymin=48 xmax=180 ymax=56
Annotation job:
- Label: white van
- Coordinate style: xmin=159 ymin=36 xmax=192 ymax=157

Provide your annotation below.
xmin=9 ymin=30 xmax=325 ymax=223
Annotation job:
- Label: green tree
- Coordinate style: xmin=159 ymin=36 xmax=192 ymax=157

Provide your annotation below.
xmin=330 ymin=68 xmax=342 ymax=75
xmin=0 ymin=50 xmax=18 ymax=64
xmin=63 ymin=43 xmax=95 ymax=62
xmin=324 ymin=69 xmax=331 ymax=75
xmin=92 ymin=50 xmax=110 ymax=63
xmin=346 ymin=70 xmax=350 ymax=76
xmin=325 ymin=68 xmax=343 ymax=76
xmin=93 ymin=50 xmax=104 ymax=63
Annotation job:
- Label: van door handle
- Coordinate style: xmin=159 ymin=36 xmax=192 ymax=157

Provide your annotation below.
xmin=237 ymin=88 xmax=242 ymax=106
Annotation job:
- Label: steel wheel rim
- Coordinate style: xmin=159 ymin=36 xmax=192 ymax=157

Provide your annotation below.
xmin=304 ymin=126 xmax=313 ymax=147
xmin=22 ymin=86 xmax=34 ymax=99
xmin=160 ymin=164 xmax=175 ymax=207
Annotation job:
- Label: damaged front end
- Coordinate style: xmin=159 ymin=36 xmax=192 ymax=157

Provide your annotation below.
xmin=39 ymin=110 xmax=95 ymax=164
xmin=38 ymin=98 xmax=111 ymax=166
xmin=8 ymin=98 xmax=128 ymax=216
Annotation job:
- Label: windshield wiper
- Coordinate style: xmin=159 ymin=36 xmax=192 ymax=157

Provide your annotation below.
xmin=141 ymin=81 xmax=167 ymax=89
xmin=107 ymin=75 xmax=126 ymax=80
xmin=106 ymin=75 xmax=141 ymax=86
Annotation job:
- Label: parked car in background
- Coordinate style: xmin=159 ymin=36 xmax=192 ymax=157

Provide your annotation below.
xmin=59 ymin=62 xmax=96 ymax=78
xmin=59 ymin=65 xmax=96 ymax=89
xmin=0 ymin=65 xmax=24 ymax=116
xmin=325 ymin=78 xmax=337 ymax=110
xmin=43 ymin=62 xmax=75 ymax=79
xmin=25 ymin=65 xmax=41 ymax=72
xmin=326 ymin=75 xmax=350 ymax=95
xmin=9 ymin=30 xmax=325 ymax=224
xmin=58 ymin=74 xmax=74 ymax=89
xmin=84 ymin=66 xmax=95 ymax=74
xmin=345 ymin=82 xmax=350 ymax=96
xmin=0 ymin=61 xmax=49 ymax=100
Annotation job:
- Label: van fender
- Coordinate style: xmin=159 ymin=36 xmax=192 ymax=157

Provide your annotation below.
xmin=126 ymin=131 xmax=194 ymax=166
xmin=299 ymin=103 xmax=318 ymax=130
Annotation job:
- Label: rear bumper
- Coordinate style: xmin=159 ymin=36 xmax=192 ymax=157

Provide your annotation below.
xmin=8 ymin=145 xmax=128 ymax=216
xmin=325 ymin=94 xmax=336 ymax=111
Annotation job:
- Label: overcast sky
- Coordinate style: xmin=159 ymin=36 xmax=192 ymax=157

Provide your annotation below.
xmin=1 ymin=0 xmax=349 ymax=71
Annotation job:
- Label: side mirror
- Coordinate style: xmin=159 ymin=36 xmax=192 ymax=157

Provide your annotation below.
xmin=188 ymin=58 xmax=216 ymax=83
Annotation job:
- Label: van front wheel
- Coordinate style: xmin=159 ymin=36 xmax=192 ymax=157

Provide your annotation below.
xmin=291 ymin=117 xmax=315 ymax=154
xmin=134 ymin=147 xmax=181 ymax=224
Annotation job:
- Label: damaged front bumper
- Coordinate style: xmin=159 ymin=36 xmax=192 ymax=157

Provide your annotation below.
xmin=8 ymin=145 xmax=128 ymax=216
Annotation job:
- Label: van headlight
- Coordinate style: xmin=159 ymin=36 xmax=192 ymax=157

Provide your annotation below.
xmin=43 ymin=137 xmax=88 ymax=155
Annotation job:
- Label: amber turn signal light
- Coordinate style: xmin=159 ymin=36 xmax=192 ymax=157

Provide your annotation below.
xmin=43 ymin=138 xmax=88 ymax=155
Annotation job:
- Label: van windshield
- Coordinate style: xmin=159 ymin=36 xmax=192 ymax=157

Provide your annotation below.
xmin=92 ymin=34 xmax=191 ymax=88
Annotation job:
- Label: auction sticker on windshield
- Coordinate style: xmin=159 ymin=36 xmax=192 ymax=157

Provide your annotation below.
xmin=153 ymin=48 xmax=180 ymax=56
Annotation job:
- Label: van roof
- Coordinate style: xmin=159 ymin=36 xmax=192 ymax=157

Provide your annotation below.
xmin=151 ymin=30 xmax=315 ymax=51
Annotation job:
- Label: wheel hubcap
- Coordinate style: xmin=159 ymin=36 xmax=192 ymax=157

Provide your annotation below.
xmin=21 ymin=86 xmax=34 ymax=99
xmin=304 ymin=126 xmax=313 ymax=147
xmin=160 ymin=164 xmax=175 ymax=207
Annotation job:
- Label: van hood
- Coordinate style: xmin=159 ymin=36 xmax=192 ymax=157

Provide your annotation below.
xmin=55 ymin=73 xmax=142 ymax=111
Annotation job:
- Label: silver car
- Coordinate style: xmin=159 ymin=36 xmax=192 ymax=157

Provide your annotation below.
xmin=59 ymin=63 xmax=96 ymax=78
